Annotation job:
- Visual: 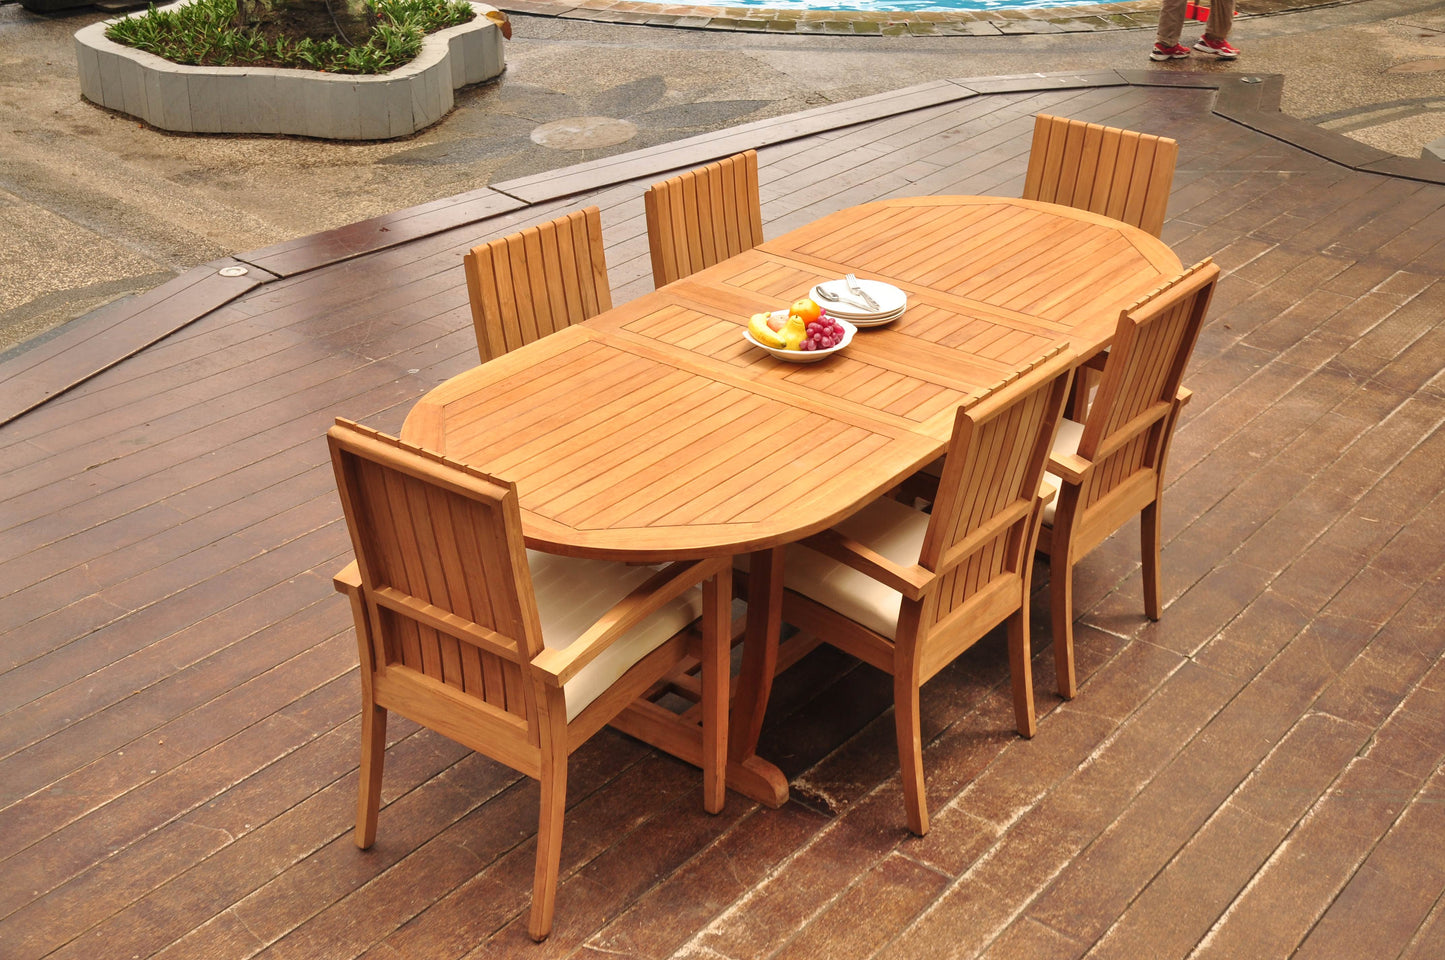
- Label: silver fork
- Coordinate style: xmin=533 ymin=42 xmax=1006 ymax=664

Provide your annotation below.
xmin=845 ymin=274 xmax=880 ymax=311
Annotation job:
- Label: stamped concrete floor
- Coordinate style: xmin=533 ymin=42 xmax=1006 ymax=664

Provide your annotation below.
xmin=4 ymin=0 xmax=1445 ymax=351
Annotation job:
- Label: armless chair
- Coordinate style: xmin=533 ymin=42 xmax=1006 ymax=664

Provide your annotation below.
xmin=463 ymin=206 xmax=612 ymax=363
xmin=762 ymin=348 xmax=1074 ymax=836
xmin=1037 ymin=259 xmax=1218 ymax=700
xmin=644 ymin=149 xmax=763 ymax=288
xmin=328 ymin=419 xmax=731 ymax=941
xmin=1023 ymin=113 xmax=1179 ymax=238
xmin=1025 ymin=112 xmax=1181 ymax=417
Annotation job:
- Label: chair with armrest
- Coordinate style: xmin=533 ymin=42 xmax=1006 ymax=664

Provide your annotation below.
xmin=761 ymin=348 xmax=1074 ymax=836
xmin=1037 ymin=258 xmax=1218 ymax=700
xmin=1023 ymin=113 xmax=1179 ymax=238
xmin=328 ymin=418 xmax=730 ymax=941
xmin=463 ymin=206 xmax=613 ymax=363
xmin=644 ymin=149 xmax=763 ymax=288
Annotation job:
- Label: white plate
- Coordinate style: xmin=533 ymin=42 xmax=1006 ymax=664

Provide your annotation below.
xmin=812 ymin=279 xmax=907 ymax=319
xmin=847 ymin=306 xmax=905 ymax=328
xmin=744 ymin=317 xmax=857 ymax=363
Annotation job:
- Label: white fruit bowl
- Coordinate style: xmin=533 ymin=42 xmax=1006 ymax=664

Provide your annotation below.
xmin=743 ymin=317 xmax=857 ymax=364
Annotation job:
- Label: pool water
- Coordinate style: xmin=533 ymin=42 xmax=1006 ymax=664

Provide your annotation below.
xmin=632 ymin=0 xmax=1106 ymax=9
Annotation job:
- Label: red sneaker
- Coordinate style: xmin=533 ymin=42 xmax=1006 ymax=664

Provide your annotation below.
xmin=1193 ymin=36 xmax=1239 ymax=58
xmin=1150 ymin=42 xmax=1191 ymax=61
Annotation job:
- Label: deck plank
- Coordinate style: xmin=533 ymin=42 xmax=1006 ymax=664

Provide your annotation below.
xmin=2 ymin=76 xmax=1444 ymax=960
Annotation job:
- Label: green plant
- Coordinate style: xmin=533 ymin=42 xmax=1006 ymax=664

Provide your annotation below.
xmin=105 ymin=0 xmax=475 ymax=75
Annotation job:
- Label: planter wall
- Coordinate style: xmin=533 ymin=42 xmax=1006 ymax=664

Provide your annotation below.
xmin=73 ymin=1 xmax=506 ymax=139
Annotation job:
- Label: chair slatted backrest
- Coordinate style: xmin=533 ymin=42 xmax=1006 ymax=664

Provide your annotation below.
xmin=464 ymin=206 xmax=613 ymax=363
xmin=1075 ymin=259 xmax=1218 ymax=517
xmin=919 ymin=347 xmax=1074 ymax=631
xmin=329 ymin=418 xmax=545 ymax=736
xmin=644 ymin=150 xmax=763 ymax=288
xmin=1023 ymin=113 xmax=1179 ymax=238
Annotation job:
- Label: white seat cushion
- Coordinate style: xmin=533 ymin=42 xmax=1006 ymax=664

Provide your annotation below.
xmin=1041 ymin=417 xmax=1084 ymax=526
xmin=740 ymin=496 xmax=930 ymax=640
xmin=528 ymin=550 xmax=703 ymax=721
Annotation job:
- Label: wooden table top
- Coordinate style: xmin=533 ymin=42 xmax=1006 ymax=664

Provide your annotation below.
xmin=402 ymin=196 xmax=1181 ymax=561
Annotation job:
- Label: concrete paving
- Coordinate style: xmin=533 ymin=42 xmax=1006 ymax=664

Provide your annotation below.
xmin=2 ymin=0 xmax=1445 ymax=353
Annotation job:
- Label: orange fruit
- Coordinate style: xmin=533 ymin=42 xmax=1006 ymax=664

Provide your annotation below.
xmin=790 ymin=298 xmax=822 ymax=324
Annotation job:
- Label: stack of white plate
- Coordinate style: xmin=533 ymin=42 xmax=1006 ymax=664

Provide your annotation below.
xmin=812 ymin=278 xmax=907 ymax=327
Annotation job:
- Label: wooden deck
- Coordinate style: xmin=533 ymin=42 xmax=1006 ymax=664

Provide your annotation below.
xmin=3 ymin=71 xmax=1444 ymax=959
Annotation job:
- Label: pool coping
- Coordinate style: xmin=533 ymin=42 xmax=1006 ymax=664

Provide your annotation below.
xmin=497 ymin=0 xmax=1357 ymax=36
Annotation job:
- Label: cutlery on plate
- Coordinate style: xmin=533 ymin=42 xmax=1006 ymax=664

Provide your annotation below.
xmin=814 ymin=283 xmax=873 ymax=310
xmin=845 ymin=274 xmax=880 ymax=310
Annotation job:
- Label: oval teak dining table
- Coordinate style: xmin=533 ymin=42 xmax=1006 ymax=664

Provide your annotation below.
xmin=402 ymin=195 xmax=1183 ymax=805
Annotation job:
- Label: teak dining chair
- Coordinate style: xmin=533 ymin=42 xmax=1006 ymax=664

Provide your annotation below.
xmin=1037 ymin=258 xmax=1218 ymax=700
xmin=763 ymin=348 xmax=1074 ymax=836
xmin=1023 ymin=113 xmax=1179 ymax=238
xmin=463 ymin=206 xmax=613 ymax=363
xmin=643 ymin=149 xmax=763 ymax=288
xmin=327 ymin=419 xmax=731 ymax=941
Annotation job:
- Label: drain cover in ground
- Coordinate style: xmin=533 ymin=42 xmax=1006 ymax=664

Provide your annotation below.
xmin=530 ymin=117 xmax=638 ymax=150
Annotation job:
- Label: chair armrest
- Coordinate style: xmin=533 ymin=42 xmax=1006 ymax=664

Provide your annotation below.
xmin=531 ymin=556 xmax=729 ymax=686
xmin=1047 ymin=452 xmax=1089 ymax=485
xmin=797 ymin=528 xmax=933 ymax=602
xmin=1176 ymin=386 xmax=1193 ymax=407
xmin=333 ymin=560 xmax=361 ymax=595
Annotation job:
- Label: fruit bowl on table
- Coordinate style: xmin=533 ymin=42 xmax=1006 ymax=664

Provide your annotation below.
xmin=744 ymin=317 xmax=857 ymax=363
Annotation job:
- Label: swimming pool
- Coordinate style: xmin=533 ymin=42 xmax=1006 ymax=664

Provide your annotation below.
xmin=627 ymin=0 xmax=1108 ymax=10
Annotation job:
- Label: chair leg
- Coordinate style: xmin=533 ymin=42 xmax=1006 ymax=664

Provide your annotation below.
xmin=701 ymin=569 xmax=730 ymax=814
xmin=1141 ymin=501 xmax=1162 ymax=621
xmin=1066 ymin=366 xmax=1094 ymax=420
xmin=530 ymin=706 xmax=569 ymax=942
xmin=355 ymin=703 xmax=387 ymax=849
xmin=893 ymin=665 xmax=929 ymax=837
xmin=1050 ymin=547 xmax=1077 ymax=701
xmin=1006 ymin=609 xmax=1036 ymax=739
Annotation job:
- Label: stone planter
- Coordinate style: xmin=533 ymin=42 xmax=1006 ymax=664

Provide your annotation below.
xmin=73 ymin=1 xmax=506 ymax=140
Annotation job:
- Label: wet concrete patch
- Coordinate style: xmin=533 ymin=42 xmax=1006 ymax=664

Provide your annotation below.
xmin=1386 ymin=57 xmax=1445 ymax=72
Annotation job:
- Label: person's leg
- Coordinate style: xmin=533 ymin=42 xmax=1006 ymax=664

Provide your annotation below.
xmin=1204 ymin=1 xmax=1233 ymax=42
xmin=1156 ymin=0 xmax=1187 ymax=45
xmin=1194 ymin=1 xmax=1237 ymax=56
